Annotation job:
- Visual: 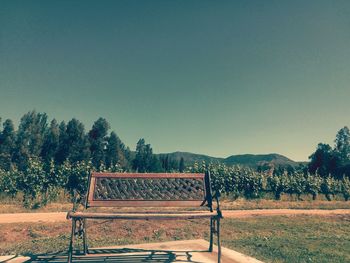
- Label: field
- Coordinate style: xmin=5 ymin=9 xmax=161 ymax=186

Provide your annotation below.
xmin=1 ymin=214 xmax=350 ymax=263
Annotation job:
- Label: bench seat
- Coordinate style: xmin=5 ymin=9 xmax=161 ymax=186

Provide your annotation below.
xmin=67 ymin=211 xmax=219 ymax=220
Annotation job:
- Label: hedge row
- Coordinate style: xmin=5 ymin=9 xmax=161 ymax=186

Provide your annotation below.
xmin=189 ymin=162 xmax=350 ymax=201
xmin=1 ymin=159 xmax=350 ymax=208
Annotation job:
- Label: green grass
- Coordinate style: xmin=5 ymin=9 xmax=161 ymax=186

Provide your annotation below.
xmin=221 ymin=198 xmax=350 ymax=210
xmin=1 ymin=215 xmax=350 ymax=262
xmin=221 ymin=215 xmax=350 ymax=263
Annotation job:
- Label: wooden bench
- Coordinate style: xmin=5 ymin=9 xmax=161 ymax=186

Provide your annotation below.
xmin=66 ymin=172 xmax=223 ymax=263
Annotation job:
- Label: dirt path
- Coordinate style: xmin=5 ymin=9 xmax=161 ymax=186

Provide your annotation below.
xmin=0 ymin=209 xmax=349 ymax=224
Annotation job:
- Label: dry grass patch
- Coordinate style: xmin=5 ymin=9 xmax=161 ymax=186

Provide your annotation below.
xmin=1 ymin=215 xmax=350 ymax=263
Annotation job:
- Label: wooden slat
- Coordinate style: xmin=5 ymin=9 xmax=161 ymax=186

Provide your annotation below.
xmin=68 ymin=211 xmax=218 ymax=220
xmin=91 ymin=172 xmax=204 ymax=179
xmin=87 ymin=200 xmax=204 ymax=207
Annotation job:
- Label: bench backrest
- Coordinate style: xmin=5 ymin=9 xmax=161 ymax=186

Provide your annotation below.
xmin=85 ymin=172 xmax=213 ymax=209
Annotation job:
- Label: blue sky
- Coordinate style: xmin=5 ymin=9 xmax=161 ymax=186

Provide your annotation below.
xmin=1 ymin=0 xmax=350 ymax=161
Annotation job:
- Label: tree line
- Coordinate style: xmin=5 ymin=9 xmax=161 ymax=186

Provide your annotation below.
xmin=0 ymin=111 xmax=185 ymax=173
xmin=190 ymin=162 xmax=350 ymax=202
xmin=0 ymin=111 xmax=349 ymax=207
xmin=308 ymin=126 xmax=350 ymax=178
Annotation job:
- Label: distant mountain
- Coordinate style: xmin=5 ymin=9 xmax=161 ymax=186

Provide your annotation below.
xmin=224 ymin=153 xmax=297 ymax=168
xmin=157 ymin=151 xmax=223 ymax=164
xmin=156 ymin=151 xmax=301 ymax=169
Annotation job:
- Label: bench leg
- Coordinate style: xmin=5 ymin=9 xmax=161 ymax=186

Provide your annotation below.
xmin=209 ymin=218 xmax=214 ymax=252
xmin=68 ymin=218 xmax=76 ymax=263
xmin=217 ymin=217 xmax=221 ymax=263
xmin=82 ymin=218 xmax=88 ymax=255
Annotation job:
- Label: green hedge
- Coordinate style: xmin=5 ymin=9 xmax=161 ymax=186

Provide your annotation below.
xmin=0 ymin=160 xmax=349 ymax=207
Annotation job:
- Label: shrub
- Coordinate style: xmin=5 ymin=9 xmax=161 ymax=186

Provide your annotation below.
xmin=305 ymin=173 xmax=322 ymax=200
xmin=321 ymin=176 xmax=339 ymax=201
xmin=341 ymin=176 xmax=350 ymax=201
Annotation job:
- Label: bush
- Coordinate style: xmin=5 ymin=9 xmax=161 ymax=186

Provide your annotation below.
xmin=305 ymin=173 xmax=322 ymax=200
xmin=321 ymin=176 xmax=339 ymax=201
xmin=267 ymin=172 xmax=289 ymax=200
xmin=18 ymin=158 xmax=49 ymax=208
xmin=0 ymin=167 xmax=20 ymax=198
xmin=288 ymin=171 xmax=306 ymax=200
xmin=341 ymin=176 xmax=350 ymax=201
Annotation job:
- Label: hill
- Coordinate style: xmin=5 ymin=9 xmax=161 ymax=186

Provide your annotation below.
xmin=224 ymin=153 xmax=297 ymax=168
xmin=157 ymin=151 xmax=223 ymax=164
xmin=156 ymin=151 xmax=300 ymax=169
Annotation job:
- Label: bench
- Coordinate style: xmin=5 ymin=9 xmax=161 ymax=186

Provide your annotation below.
xmin=66 ymin=172 xmax=222 ymax=263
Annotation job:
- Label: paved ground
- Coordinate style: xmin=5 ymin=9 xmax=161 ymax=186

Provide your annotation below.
xmin=0 ymin=239 xmax=263 ymax=263
xmin=0 ymin=209 xmax=349 ymax=224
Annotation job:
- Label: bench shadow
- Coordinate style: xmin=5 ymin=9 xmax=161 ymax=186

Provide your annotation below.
xmin=16 ymin=248 xmax=208 ymax=263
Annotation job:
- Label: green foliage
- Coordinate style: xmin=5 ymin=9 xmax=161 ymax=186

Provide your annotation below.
xmin=179 ymin=157 xmax=185 ymax=172
xmin=64 ymin=119 xmax=91 ymax=163
xmin=133 ymin=138 xmax=161 ymax=172
xmin=105 ymin=131 xmax=129 ymax=169
xmin=287 ymin=171 xmax=305 ymax=199
xmin=1 ymin=111 xmax=350 ymax=208
xmin=13 ymin=111 xmax=48 ymax=170
xmin=334 ymin=126 xmax=350 ymax=164
xmin=267 ymin=173 xmax=289 ymax=200
xmin=341 ymin=176 xmax=350 ymax=201
xmin=308 ymin=143 xmax=336 ymax=177
xmin=309 ymin=126 xmax=350 ymax=178
xmin=88 ymin=117 xmax=110 ymax=168
xmin=321 ymin=176 xmax=340 ymax=201
xmin=41 ymin=119 xmax=60 ymax=163
xmin=305 ymin=173 xmax=322 ymax=200
xmin=19 ymin=158 xmax=50 ymax=208
xmin=188 ymin=162 xmax=349 ymax=202
xmin=59 ymin=160 xmax=92 ymax=202
xmin=0 ymin=167 xmax=20 ymax=198
xmin=0 ymin=119 xmax=16 ymax=170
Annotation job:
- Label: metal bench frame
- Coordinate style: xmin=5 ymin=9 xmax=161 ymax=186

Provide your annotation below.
xmin=66 ymin=172 xmax=222 ymax=263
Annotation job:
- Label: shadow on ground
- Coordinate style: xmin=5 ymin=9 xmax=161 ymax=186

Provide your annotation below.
xmin=6 ymin=248 xmax=207 ymax=263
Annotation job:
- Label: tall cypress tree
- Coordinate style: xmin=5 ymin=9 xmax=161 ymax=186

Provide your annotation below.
xmin=88 ymin=118 xmax=110 ymax=168
xmin=41 ymin=119 xmax=60 ymax=163
xmin=60 ymin=118 xmax=90 ymax=163
xmin=56 ymin=121 xmax=68 ymax=164
xmin=13 ymin=111 xmax=48 ymax=170
xmin=334 ymin=126 xmax=350 ymax=164
xmin=133 ymin=138 xmax=161 ymax=172
xmin=179 ymin=157 xmax=185 ymax=172
xmin=0 ymin=119 xmax=16 ymax=169
xmin=105 ymin=131 xmax=128 ymax=169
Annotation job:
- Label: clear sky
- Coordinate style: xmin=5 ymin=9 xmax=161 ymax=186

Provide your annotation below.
xmin=1 ymin=0 xmax=350 ymax=161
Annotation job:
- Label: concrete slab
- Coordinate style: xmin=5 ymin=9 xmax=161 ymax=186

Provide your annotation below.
xmin=0 ymin=239 xmax=263 ymax=263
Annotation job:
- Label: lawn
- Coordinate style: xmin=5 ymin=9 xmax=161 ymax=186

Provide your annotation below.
xmin=1 ymin=214 xmax=349 ymax=263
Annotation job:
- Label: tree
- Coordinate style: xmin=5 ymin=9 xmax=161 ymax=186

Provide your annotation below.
xmin=132 ymin=138 xmax=161 ymax=172
xmin=105 ymin=131 xmax=129 ymax=169
xmin=88 ymin=118 xmax=110 ymax=168
xmin=41 ymin=119 xmax=60 ymax=163
xmin=160 ymin=155 xmax=169 ymax=171
xmin=60 ymin=119 xmax=90 ymax=163
xmin=308 ymin=143 xmax=336 ymax=177
xmin=13 ymin=111 xmax=48 ymax=170
xmin=56 ymin=121 xmax=68 ymax=164
xmin=179 ymin=157 xmax=185 ymax=172
xmin=334 ymin=126 xmax=350 ymax=165
xmin=133 ymin=139 xmax=149 ymax=172
xmin=0 ymin=119 xmax=16 ymax=169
